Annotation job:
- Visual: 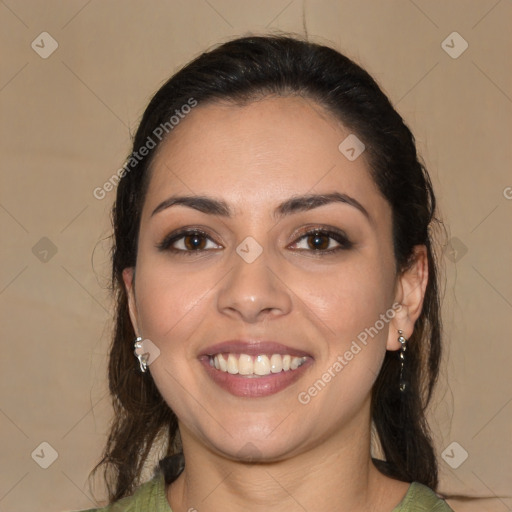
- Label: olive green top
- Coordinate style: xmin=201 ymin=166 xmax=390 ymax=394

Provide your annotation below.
xmin=80 ymin=472 xmax=453 ymax=511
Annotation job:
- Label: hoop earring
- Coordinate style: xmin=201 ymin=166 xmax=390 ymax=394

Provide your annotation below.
xmin=398 ymin=330 xmax=407 ymax=392
xmin=134 ymin=336 xmax=148 ymax=373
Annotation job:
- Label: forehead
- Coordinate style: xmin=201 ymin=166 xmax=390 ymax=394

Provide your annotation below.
xmin=144 ymin=96 xmax=388 ymax=223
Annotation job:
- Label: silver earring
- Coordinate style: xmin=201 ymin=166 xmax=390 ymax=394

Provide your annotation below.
xmin=134 ymin=336 xmax=148 ymax=373
xmin=398 ymin=330 xmax=407 ymax=392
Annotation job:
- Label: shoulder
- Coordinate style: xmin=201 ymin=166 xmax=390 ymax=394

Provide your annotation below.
xmin=75 ymin=472 xmax=171 ymax=512
xmin=393 ymin=481 xmax=454 ymax=512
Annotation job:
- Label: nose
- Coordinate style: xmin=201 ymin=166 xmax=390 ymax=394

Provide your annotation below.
xmin=216 ymin=249 xmax=292 ymax=324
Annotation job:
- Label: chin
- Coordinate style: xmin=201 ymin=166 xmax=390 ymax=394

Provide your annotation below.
xmin=193 ymin=418 xmax=310 ymax=464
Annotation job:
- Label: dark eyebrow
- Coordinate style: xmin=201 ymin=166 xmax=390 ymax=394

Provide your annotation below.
xmin=151 ymin=192 xmax=371 ymax=223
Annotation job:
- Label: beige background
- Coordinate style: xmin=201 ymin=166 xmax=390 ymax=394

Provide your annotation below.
xmin=1 ymin=1 xmax=511 ymax=511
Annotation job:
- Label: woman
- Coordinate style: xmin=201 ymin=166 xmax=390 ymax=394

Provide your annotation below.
xmin=84 ymin=34 xmax=452 ymax=511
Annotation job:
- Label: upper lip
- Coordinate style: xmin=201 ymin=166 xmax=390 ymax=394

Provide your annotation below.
xmin=199 ymin=340 xmax=313 ymax=358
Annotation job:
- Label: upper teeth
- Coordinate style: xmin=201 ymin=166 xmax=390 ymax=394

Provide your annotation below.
xmin=209 ymin=353 xmax=307 ymax=376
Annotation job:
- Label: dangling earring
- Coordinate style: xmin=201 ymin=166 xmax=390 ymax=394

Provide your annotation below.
xmin=397 ymin=330 xmax=407 ymax=392
xmin=134 ymin=336 xmax=148 ymax=373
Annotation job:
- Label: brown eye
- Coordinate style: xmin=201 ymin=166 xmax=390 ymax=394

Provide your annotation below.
xmin=289 ymin=228 xmax=353 ymax=253
xmin=157 ymin=229 xmax=222 ymax=254
xmin=183 ymin=233 xmax=208 ymax=250
xmin=306 ymin=232 xmax=331 ymax=250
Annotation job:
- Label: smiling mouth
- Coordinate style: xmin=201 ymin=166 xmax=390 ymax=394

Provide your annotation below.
xmin=208 ymin=353 xmax=308 ymax=377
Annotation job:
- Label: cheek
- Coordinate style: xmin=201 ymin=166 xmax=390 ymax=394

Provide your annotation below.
xmin=296 ymin=274 xmax=391 ymax=420
xmin=291 ymin=254 xmax=395 ymax=399
xmin=295 ymin=255 xmax=395 ymax=340
xmin=133 ymin=260 xmax=215 ymax=350
xmin=133 ymin=263 xmax=214 ymax=419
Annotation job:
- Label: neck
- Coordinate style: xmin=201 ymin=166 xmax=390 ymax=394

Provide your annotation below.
xmin=167 ymin=406 xmax=405 ymax=512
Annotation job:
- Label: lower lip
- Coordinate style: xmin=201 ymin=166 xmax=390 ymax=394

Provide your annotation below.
xmin=200 ymin=358 xmax=312 ymax=398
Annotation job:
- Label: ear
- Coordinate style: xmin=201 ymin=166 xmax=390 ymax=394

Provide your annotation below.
xmin=386 ymin=245 xmax=429 ymax=351
xmin=122 ymin=267 xmax=140 ymax=337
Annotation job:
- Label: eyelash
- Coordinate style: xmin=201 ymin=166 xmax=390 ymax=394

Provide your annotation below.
xmin=156 ymin=227 xmax=353 ymax=256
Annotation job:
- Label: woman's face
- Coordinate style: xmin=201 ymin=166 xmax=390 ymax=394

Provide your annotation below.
xmin=124 ymin=96 xmax=409 ymax=461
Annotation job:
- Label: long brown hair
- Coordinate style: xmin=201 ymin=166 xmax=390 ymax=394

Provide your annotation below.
xmin=93 ymin=34 xmax=445 ymax=502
